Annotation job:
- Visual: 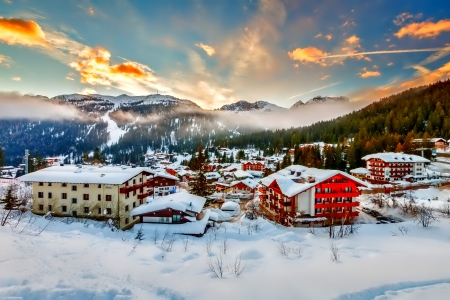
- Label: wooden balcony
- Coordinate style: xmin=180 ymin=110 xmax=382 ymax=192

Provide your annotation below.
xmin=315 ymin=211 xmax=359 ymax=218
xmin=315 ymin=191 xmax=359 ymax=198
xmin=137 ymin=192 xmax=150 ymax=200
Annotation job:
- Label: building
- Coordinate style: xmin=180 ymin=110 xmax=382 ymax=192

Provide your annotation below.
xmin=242 ymin=160 xmax=265 ymax=171
xmin=361 ymin=153 xmax=430 ymax=183
xmin=19 ymin=165 xmax=178 ymax=229
xmin=230 ymin=178 xmax=258 ymax=194
xmin=413 ymin=138 xmax=446 ymax=149
xmin=259 ymin=165 xmax=368 ymax=226
xmin=350 ymin=167 xmax=371 ymax=181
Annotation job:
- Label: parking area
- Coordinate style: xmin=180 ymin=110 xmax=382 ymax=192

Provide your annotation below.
xmin=358 ymin=206 xmax=404 ymax=224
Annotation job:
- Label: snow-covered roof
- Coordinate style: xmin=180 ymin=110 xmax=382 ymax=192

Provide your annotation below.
xmin=221 ymin=201 xmax=240 ymax=210
xmin=350 ymin=167 xmax=371 ymax=174
xmin=230 ymin=178 xmax=258 ymax=189
xmin=148 ymin=170 xmax=180 ymax=181
xmin=361 ymin=153 xmax=430 ymax=163
xmin=204 ymin=172 xmax=221 ymax=179
xmin=233 ymin=170 xmax=253 ymax=179
xmin=130 ymin=192 xmax=206 ymax=216
xmin=19 ymin=165 xmax=151 ymax=185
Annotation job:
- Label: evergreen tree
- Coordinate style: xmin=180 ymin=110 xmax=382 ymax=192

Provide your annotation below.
xmin=189 ymin=167 xmax=213 ymax=197
xmin=1 ymin=184 xmax=26 ymax=226
xmin=0 ymin=147 xmax=4 ymax=167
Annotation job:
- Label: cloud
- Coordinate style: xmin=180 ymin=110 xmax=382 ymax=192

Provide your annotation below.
xmin=0 ymin=92 xmax=83 ymax=120
xmin=89 ymin=7 xmax=95 ymax=15
xmin=395 ymin=19 xmax=450 ymax=39
xmin=320 ymin=75 xmax=329 ymax=80
xmin=66 ymin=76 xmax=74 ymax=81
xmin=196 ymin=43 xmax=215 ymax=56
xmin=0 ymin=17 xmax=49 ymax=48
xmin=345 ymin=35 xmax=360 ymax=45
xmin=373 ymin=65 xmax=378 ymax=69
xmin=69 ymin=46 xmax=162 ymax=95
xmin=81 ymin=87 xmax=97 ymax=95
xmin=358 ymin=68 xmax=381 ymax=78
xmin=317 ymin=47 xmax=447 ymax=59
xmin=4 ymin=0 xmax=12 ymax=4
xmin=11 ymin=77 xmax=21 ymax=81
xmin=315 ymin=33 xmax=322 ymax=38
xmin=342 ymin=20 xmax=356 ymax=27
xmin=325 ymin=34 xmax=332 ymax=40
xmin=288 ymin=46 xmax=329 ymax=65
xmin=387 ymin=62 xmax=393 ymax=66
xmin=393 ymin=12 xmax=423 ymax=26
xmin=350 ymin=61 xmax=450 ymax=101
xmin=0 ymin=54 xmax=12 ymax=67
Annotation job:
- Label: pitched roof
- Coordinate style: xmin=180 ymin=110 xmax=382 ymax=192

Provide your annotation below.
xmin=130 ymin=192 xmax=205 ymax=216
xmin=361 ymin=152 xmax=430 ymax=163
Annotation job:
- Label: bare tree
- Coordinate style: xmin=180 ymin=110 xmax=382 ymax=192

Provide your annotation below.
xmin=277 ymin=240 xmax=290 ymax=257
xmin=182 ymin=235 xmax=193 ymax=251
xmin=414 ymin=204 xmax=438 ymax=227
xmin=439 ymin=202 xmax=450 ymax=217
xmin=161 ymin=232 xmax=176 ymax=252
xmin=207 ymin=253 xmax=224 ymax=278
xmin=245 ymin=199 xmax=260 ymax=220
xmin=397 ymin=225 xmax=410 ymax=236
xmin=151 ymin=227 xmax=159 ymax=244
xmin=219 ymin=236 xmax=229 ymax=254
xmin=330 ymin=242 xmax=340 ymax=262
xmin=229 ymin=253 xmax=246 ymax=276
xmin=204 ymin=234 xmax=213 ymax=255
xmin=292 ymin=245 xmax=302 ymax=255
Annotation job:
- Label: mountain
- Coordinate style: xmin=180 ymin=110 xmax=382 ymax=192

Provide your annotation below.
xmin=218 ymin=100 xmax=285 ymax=112
xmin=290 ymin=96 xmax=349 ymax=109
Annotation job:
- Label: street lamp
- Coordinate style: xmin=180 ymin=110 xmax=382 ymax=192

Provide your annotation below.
xmin=346 ymin=162 xmax=350 ymax=174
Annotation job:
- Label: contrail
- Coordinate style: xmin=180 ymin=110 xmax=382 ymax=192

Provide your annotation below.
xmin=286 ymin=82 xmax=340 ymax=100
xmin=319 ymin=47 xmax=449 ymax=59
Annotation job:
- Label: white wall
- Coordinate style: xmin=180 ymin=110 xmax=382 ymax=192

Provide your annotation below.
xmin=295 ymin=188 xmax=315 ymax=216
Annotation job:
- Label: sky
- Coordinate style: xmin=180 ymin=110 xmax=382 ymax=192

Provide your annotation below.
xmin=0 ymin=0 xmax=449 ymax=110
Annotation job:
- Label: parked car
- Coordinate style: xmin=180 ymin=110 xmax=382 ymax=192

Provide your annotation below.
xmin=386 ymin=215 xmax=404 ymax=223
xmin=376 ymin=216 xmax=390 ymax=223
xmin=362 ymin=207 xmax=371 ymax=214
xmin=221 ymin=201 xmax=240 ymax=217
xmin=370 ymin=210 xmax=382 ymax=218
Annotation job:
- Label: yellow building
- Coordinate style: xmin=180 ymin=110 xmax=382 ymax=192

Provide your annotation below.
xmin=19 ymin=165 xmax=179 ymax=229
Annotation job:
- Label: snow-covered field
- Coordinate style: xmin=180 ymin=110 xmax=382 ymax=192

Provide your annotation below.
xmin=1 ymin=191 xmax=450 ymax=300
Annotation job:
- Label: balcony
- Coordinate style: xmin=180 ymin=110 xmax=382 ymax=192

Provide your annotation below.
xmin=315 ymin=201 xmax=359 ymax=209
xmin=315 ymin=211 xmax=359 ymax=218
xmin=315 ymin=191 xmax=359 ymax=198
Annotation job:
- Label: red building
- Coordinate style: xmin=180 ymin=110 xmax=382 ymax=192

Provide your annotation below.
xmin=260 ymin=165 xmax=368 ymax=226
xmin=361 ymin=153 xmax=429 ymax=183
xmin=242 ymin=160 xmax=265 ymax=171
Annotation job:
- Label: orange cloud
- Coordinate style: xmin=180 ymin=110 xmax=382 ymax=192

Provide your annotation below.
xmin=387 ymin=62 xmax=394 ymax=66
xmin=69 ymin=46 xmax=159 ymax=94
xmin=11 ymin=77 xmax=21 ymax=81
xmin=320 ymin=75 xmax=329 ymax=80
xmin=345 ymin=35 xmax=360 ymax=44
xmin=81 ymin=87 xmax=97 ymax=95
xmin=325 ymin=34 xmax=332 ymax=40
xmin=0 ymin=54 xmax=12 ymax=67
xmin=395 ymin=19 xmax=450 ymax=39
xmin=288 ymin=46 xmax=329 ymax=65
xmin=315 ymin=33 xmax=322 ymax=38
xmin=358 ymin=68 xmax=381 ymax=78
xmin=196 ymin=43 xmax=215 ymax=56
xmin=351 ymin=61 xmax=450 ymax=101
xmin=0 ymin=17 xmax=49 ymax=48
xmin=89 ymin=7 xmax=95 ymax=15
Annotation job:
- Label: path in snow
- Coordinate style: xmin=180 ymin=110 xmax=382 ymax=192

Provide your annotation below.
xmin=101 ymin=110 xmax=128 ymax=146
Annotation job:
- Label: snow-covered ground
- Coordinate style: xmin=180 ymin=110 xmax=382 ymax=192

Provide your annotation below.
xmin=101 ymin=110 xmax=128 ymax=146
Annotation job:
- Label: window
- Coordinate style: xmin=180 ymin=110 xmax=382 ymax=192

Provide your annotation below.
xmin=173 ymin=215 xmax=181 ymax=222
xmin=98 ymin=208 xmax=101 ymax=214
xmin=139 ymin=178 xmax=142 ymax=183
xmin=139 ymin=199 xmax=143 ymax=205
xmin=48 ymin=205 xmax=52 ymax=211
xmin=337 ymin=207 xmax=343 ymax=212
xmin=125 ymin=205 xmax=129 ymax=212
xmin=133 ymin=190 xmax=136 ymax=196
xmin=133 ymin=179 xmax=136 ymax=185
xmin=133 ymin=202 xmax=136 ymax=208
xmin=98 ymin=184 xmax=101 ymax=188
xmin=106 ymin=208 xmax=112 ymax=214
xmin=38 ymin=182 xmax=43 ymax=186
xmin=72 ymin=198 xmax=77 ymax=204
xmin=62 ymin=183 xmax=67 ymax=187
xmin=315 ymin=198 xmax=322 ymax=203
xmin=337 ymin=197 xmax=342 ymax=203
xmin=315 ymin=208 xmax=322 ymax=214
xmin=125 ymin=218 xmax=129 ymax=224
xmin=83 ymin=194 xmax=89 ymax=200
xmin=38 ymin=192 xmax=44 ymax=198
xmin=126 ymin=192 xmax=129 ymax=199
xmin=72 ymin=185 xmax=77 ymax=191
xmin=48 ymin=183 xmax=52 ymax=187
xmin=61 ymin=206 xmax=67 ymax=212
xmin=97 ymin=194 xmax=101 ymax=201
xmin=61 ymin=193 xmax=67 ymax=200
xmin=83 ymin=184 xmax=89 ymax=188
xmin=106 ymin=195 xmax=112 ymax=201
xmin=84 ymin=207 xmax=89 ymax=213
xmin=38 ymin=204 xmax=44 ymax=210
xmin=48 ymin=192 xmax=52 ymax=199
xmin=125 ymin=181 xmax=129 ymax=187
xmin=71 ymin=211 xmax=77 ymax=217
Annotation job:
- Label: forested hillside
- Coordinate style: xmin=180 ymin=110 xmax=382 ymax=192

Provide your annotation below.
xmin=216 ymin=80 xmax=450 ymax=169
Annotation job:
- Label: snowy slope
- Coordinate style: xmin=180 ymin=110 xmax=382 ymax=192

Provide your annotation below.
xmin=218 ymin=100 xmax=286 ymax=112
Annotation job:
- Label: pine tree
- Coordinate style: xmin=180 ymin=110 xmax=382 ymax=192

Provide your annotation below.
xmin=134 ymin=225 xmax=145 ymax=241
xmin=0 ymin=147 xmax=4 ymax=167
xmin=1 ymin=184 xmax=26 ymax=226
xmin=189 ymin=167 xmax=212 ymax=197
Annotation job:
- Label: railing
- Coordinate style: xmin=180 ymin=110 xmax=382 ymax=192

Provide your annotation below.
xmin=137 ymin=192 xmax=150 ymax=200
xmin=315 ymin=191 xmax=359 ymax=198
xmin=315 ymin=201 xmax=359 ymax=209
xmin=315 ymin=211 xmax=359 ymax=218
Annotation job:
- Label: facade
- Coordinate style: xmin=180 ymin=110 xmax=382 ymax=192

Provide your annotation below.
xmin=361 ymin=153 xmax=430 ymax=183
xmin=19 ymin=165 xmax=179 ymax=229
xmin=242 ymin=160 xmax=265 ymax=171
xmin=230 ymin=179 xmax=258 ymax=194
xmin=259 ymin=165 xmax=368 ymax=226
